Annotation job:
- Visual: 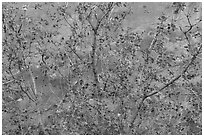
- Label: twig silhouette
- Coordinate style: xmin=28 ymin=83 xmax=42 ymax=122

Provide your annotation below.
xmin=129 ymin=44 xmax=202 ymax=132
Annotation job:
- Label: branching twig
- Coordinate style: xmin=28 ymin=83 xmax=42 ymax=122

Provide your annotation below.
xmin=63 ymin=15 xmax=78 ymax=36
xmin=179 ymin=13 xmax=201 ymax=51
xmin=96 ymin=3 xmax=114 ymax=31
xmin=67 ymin=44 xmax=83 ymax=61
xmin=7 ymin=67 xmax=36 ymax=102
xmin=129 ymin=44 xmax=202 ymax=132
xmin=86 ymin=4 xmax=114 ymax=97
xmin=87 ymin=9 xmax=96 ymax=31
xmin=143 ymin=44 xmax=202 ymax=102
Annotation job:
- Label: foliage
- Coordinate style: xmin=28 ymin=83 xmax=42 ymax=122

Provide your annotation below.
xmin=2 ymin=2 xmax=202 ymax=135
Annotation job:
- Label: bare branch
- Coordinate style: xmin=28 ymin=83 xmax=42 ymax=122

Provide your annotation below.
xmin=67 ymin=44 xmax=83 ymax=61
xmin=129 ymin=44 xmax=202 ymax=131
xmin=87 ymin=10 xmax=96 ymax=31
xmin=96 ymin=3 xmax=114 ymax=31
xmin=7 ymin=68 xmax=37 ymax=102
xmin=63 ymin=16 xmax=77 ymax=35
xmin=143 ymin=44 xmax=202 ymax=101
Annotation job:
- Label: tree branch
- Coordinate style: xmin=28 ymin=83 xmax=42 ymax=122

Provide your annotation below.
xmin=143 ymin=44 xmax=202 ymax=101
xmin=67 ymin=43 xmax=83 ymax=61
xmin=63 ymin=15 xmax=77 ymax=36
xmin=7 ymin=68 xmax=37 ymax=102
xmin=87 ymin=9 xmax=96 ymax=32
xmin=96 ymin=3 xmax=114 ymax=31
xmin=179 ymin=13 xmax=201 ymax=51
xmin=129 ymin=44 xmax=202 ymax=132
xmin=91 ymin=30 xmax=101 ymax=97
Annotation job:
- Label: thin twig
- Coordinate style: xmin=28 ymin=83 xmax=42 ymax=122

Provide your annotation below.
xmin=96 ymin=3 xmax=114 ymax=31
xmin=129 ymin=44 xmax=202 ymax=132
xmin=67 ymin=44 xmax=83 ymax=61
xmin=87 ymin=9 xmax=96 ymax=31
xmin=143 ymin=44 xmax=201 ymax=101
xmin=8 ymin=68 xmax=36 ymax=102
